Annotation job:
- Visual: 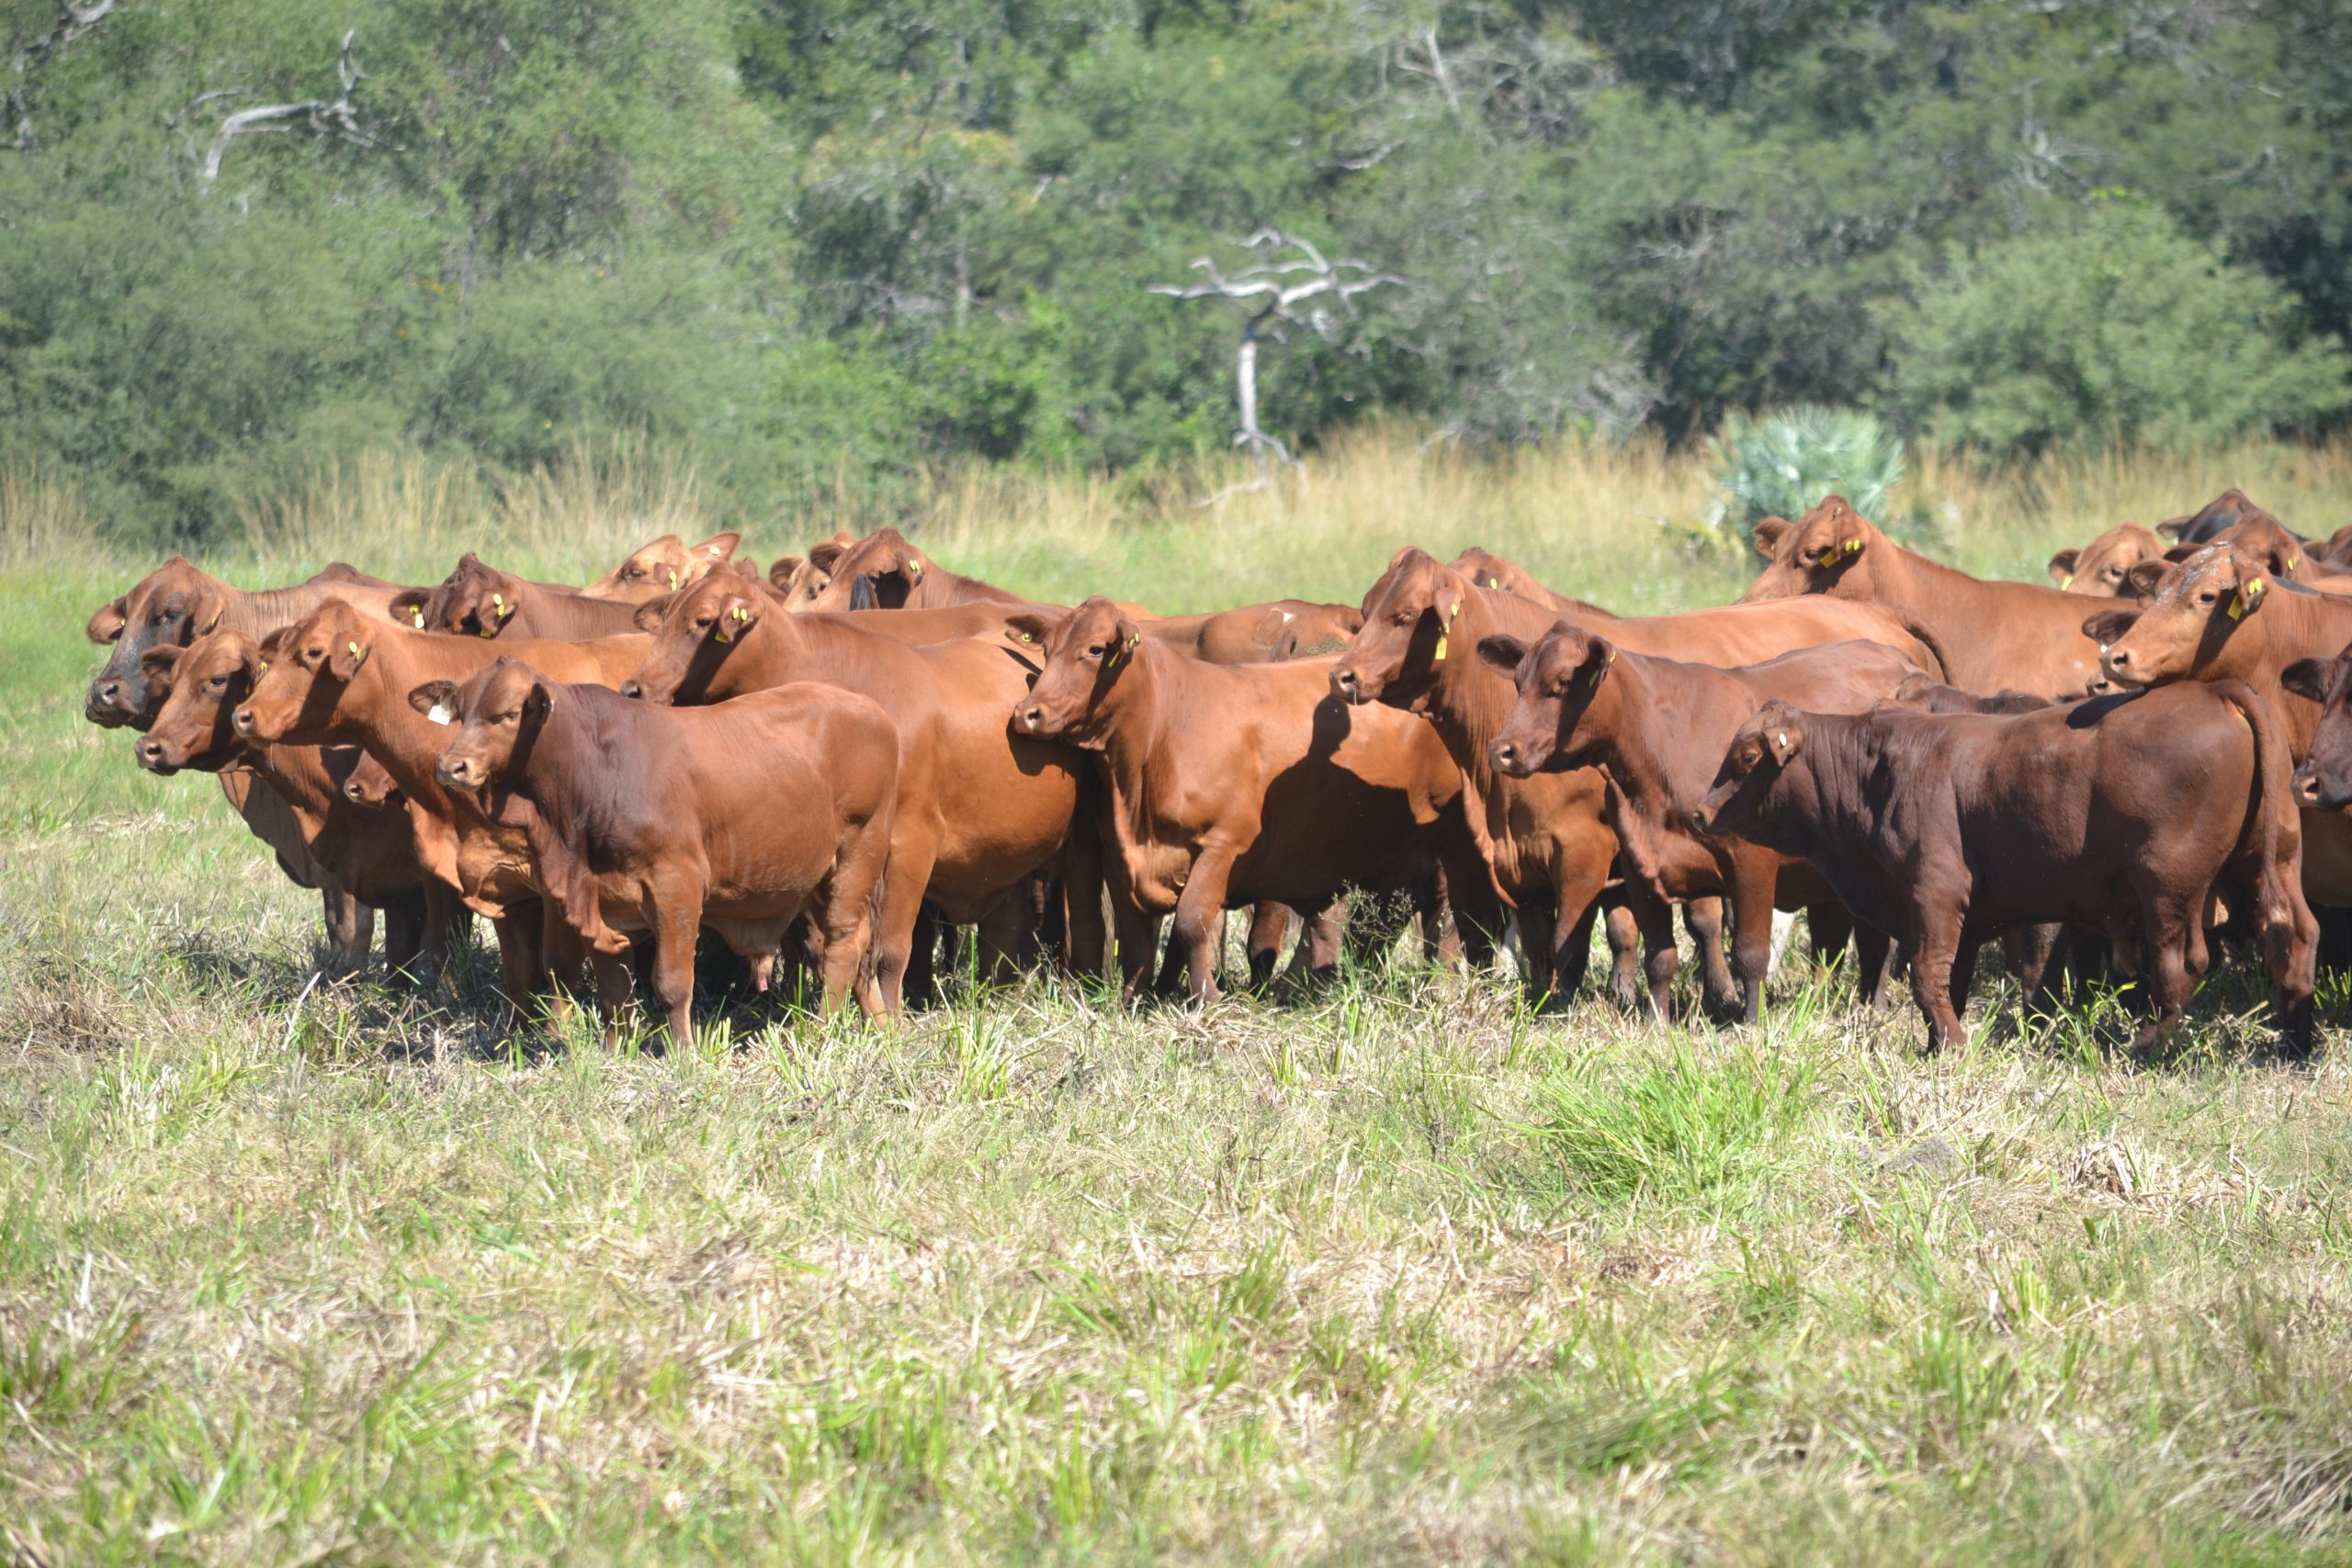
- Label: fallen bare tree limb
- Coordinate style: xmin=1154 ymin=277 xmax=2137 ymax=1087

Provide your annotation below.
xmin=198 ymin=28 xmax=381 ymax=185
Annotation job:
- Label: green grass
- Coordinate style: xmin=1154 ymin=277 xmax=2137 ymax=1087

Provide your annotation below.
xmin=10 ymin=443 xmax=2352 ymax=1562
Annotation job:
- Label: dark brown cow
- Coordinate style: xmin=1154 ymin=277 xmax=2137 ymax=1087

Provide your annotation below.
xmin=1690 ymin=688 xmax=2316 ymax=1055
xmin=1742 ymin=496 xmax=2098 ymax=695
xmin=1885 ymin=673 xmax=2054 ymax=715
xmin=415 ymin=658 xmax=899 ymax=1041
xmin=229 ymin=601 xmax=652 ymax=1011
xmin=85 ymin=558 xmax=401 ymax=729
xmin=621 ymin=572 xmax=1087 ymax=1002
xmin=2283 ymin=646 xmax=2352 ymax=810
xmin=136 ymin=631 xmax=460 ymax=981
xmin=393 ymin=553 xmax=644 ymax=641
xmin=1448 ymin=547 xmax=1616 ymax=620
xmin=2090 ymin=543 xmax=2352 ymax=908
xmin=1481 ymin=626 xmax=1925 ymax=1019
xmin=580 ymin=531 xmax=741 ymax=603
xmin=2156 ymin=488 xmax=2290 ymax=547
xmin=797 ymin=526 xmax=1025 ymax=613
xmin=2048 ymin=524 xmax=2165 ymax=596
xmin=1007 ymin=597 xmax=1482 ymax=1004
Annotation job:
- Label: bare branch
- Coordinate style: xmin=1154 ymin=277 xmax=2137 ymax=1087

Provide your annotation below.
xmin=10 ymin=0 xmax=119 ymax=152
xmin=198 ymin=29 xmax=384 ymax=186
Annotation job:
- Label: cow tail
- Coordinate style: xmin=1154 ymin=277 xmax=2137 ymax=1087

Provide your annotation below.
xmin=1888 ymin=609 xmax=1952 ymax=684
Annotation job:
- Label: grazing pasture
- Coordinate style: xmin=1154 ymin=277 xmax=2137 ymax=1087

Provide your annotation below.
xmin=7 ymin=430 xmax=2352 ymax=1562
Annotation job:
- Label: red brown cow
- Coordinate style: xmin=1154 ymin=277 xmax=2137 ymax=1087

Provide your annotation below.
xmin=580 ymin=531 xmax=741 ymax=603
xmin=1742 ymin=496 xmax=2098 ymax=695
xmin=136 ymin=631 xmax=460 ymax=982
xmin=1885 ymin=674 xmax=2054 ymax=715
xmin=1330 ymin=547 xmax=1947 ymax=1008
xmin=797 ymin=526 xmax=1025 ymax=613
xmin=85 ymin=558 xmax=401 ymax=729
xmin=1481 ymin=626 xmax=1924 ymax=1019
xmin=1690 ymin=688 xmax=2316 ymax=1055
xmin=2165 ymin=511 xmax=2352 ymax=597
xmin=2282 ymin=646 xmax=2352 ymax=810
xmin=621 ymin=572 xmax=1087 ymax=1003
xmin=768 ymin=532 xmax=857 ymax=609
xmin=1007 ymin=597 xmax=1483 ymax=1003
xmin=2156 ymin=488 xmax=2290 ymax=547
xmin=2091 ymin=543 xmax=2352 ymax=908
xmin=2048 ymin=524 xmax=2165 ymax=596
xmin=394 ymin=553 xmax=644 ymax=641
xmin=1448 ymin=547 xmax=1616 ymax=619
xmin=415 ymin=657 xmax=899 ymax=1041
xmin=1146 ymin=601 xmax=1366 ymax=665
xmin=229 ymin=601 xmax=652 ymax=1011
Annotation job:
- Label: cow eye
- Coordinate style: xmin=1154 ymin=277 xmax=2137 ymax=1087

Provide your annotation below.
xmin=2105 ymin=567 xmax=2121 ymax=579
xmin=2198 ymin=592 xmax=2217 ymax=605
xmin=1087 ymin=644 xmax=1104 ymax=658
xmin=207 ymin=674 xmax=227 ymax=689
xmin=693 ymin=615 xmax=711 ymax=629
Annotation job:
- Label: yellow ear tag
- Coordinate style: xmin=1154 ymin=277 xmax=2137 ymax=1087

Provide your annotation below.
xmin=2286 ymin=557 xmax=2300 ymax=573
xmin=496 ymin=600 xmax=513 ymax=619
xmin=411 ymin=608 xmax=426 ymax=628
xmin=257 ymin=660 xmax=268 ymax=674
xmin=346 ymin=641 xmax=367 ymax=670
xmin=2060 ymin=575 xmax=2074 ymax=591
xmin=1843 ymin=538 xmax=1862 ymax=555
xmin=1125 ymin=634 xmax=1139 ymax=652
xmin=2229 ymin=579 xmax=2267 ymax=621
xmin=1487 ymin=576 xmax=1499 ymax=589
xmin=906 ymin=560 xmax=923 ymax=581
xmin=203 ymin=609 xmax=220 ymax=634
xmin=1431 ymin=633 xmax=1448 ymax=663
xmin=667 ymin=569 xmax=680 ymax=590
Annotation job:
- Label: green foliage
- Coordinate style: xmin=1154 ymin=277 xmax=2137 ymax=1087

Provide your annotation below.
xmin=1888 ymin=203 xmax=2352 ymax=454
xmin=1524 ymin=1043 xmax=1816 ymax=1209
xmin=3 ymin=0 xmax=2352 ymax=541
xmin=1710 ymin=407 xmax=1905 ymax=528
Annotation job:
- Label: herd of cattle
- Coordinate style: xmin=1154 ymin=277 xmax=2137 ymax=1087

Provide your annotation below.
xmin=74 ymin=486 xmax=2352 ymax=1057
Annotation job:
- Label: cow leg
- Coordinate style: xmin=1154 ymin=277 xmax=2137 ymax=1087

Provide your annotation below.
xmin=491 ymin=910 xmax=548 ymax=1026
xmin=1683 ymin=896 xmax=1738 ymax=1019
xmin=1624 ymin=882 xmax=1679 ymax=1019
xmin=1851 ymin=921 xmax=1895 ymax=1009
xmin=321 ymin=881 xmax=371 ymax=976
xmin=1804 ymin=901 xmax=1852 ymax=974
xmin=1112 ymin=900 xmax=1159 ymax=1005
xmin=1440 ymin=849 xmax=1505 ymax=972
xmin=413 ymin=885 xmax=461 ymax=991
xmin=1547 ymin=851 xmax=1611 ymax=1007
xmin=379 ymin=890 xmax=426 ymax=987
xmin=1603 ymin=897 xmax=1642 ymax=1012
xmin=821 ymin=805 xmax=897 ymax=1020
xmin=2129 ymin=901 xmax=2199 ymax=1059
xmin=589 ymin=947 xmax=633 ymax=1049
xmin=1905 ymin=906 xmax=1971 ymax=1053
xmin=1169 ymin=850 xmax=1239 ymax=1005
xmin=1245 ymin=902 xmax=1291 ymax=991
xmin=1415 ymin=866 xmax=1455 ymax=969
xmin=1061 ymin=822 xmax=1110 ymax=982
xmin=1726 ymin=861 xmax=1778 ymax=1025
xmin=648 ymin=887 xmax=704 ymax=1045
xmin=976 ymin=895 xmax=1028 ymax=987
xmin=2001 ymin=924 xmax=2061 ymax=1017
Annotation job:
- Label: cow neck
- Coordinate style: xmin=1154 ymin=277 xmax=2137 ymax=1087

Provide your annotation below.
xmin=2226 ymin=592 xmax=2352 ymax=754
xmin=1567 ymin=653 xmax=1694 ymax=822
xmin=728 ymin=614 xmax=879 ymax=695
xmin=1082 ymin=643 xmax=1171 ymax=840
xmin=227 ymin=580 xmax=355 ymax=638
xmin=1849 ymin=541 xmax=2078 ymax=667
xmin=488 ymin=683 xmax=629 ymax=844
xmin=327 ymin=631 xmax=499 ymax=825
xmin=1769 ymin=712 xmax=1875 ymax=859
xmin=1425 ymin=587 xmax=1560 ymax=792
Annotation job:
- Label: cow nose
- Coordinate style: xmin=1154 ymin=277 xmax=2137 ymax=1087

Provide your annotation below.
xmin=344 ymin=779 xmax=367 ymax=803
xmin=1688 ymin=806 xmax=1713 ymax=836
xmin=231 ymin=705 xmax=256 ymax=735
xmin=1015 ymin=705 xmax=1043 ymax=732
xmin=620 ymin=680 xmax=645 ymax=700
xmin=1329 ymin=667 xmax=1357 ymax=701
xmin=1490 ymin=738 xmax=1519 ymax=773
xmin=2295 ymin=769 xmax=2324 ymax=807
xmin=93 ymin=678 xmax=120 ymax=705
xmin=136 ymin=738 xmax=163 ymax=767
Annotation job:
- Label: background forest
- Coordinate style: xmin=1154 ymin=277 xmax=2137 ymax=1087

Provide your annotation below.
xmin=4 ymin=0 xmax=2349 ymax=543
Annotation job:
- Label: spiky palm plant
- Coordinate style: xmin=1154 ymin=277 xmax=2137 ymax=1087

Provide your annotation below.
xmin=1709 ymin=406 xmax=1905 ymax=530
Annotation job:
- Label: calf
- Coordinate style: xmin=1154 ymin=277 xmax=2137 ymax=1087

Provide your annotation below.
xmin=1885 ymin=674 xmax=2053 ymax=715
xmin=1146 ymin=600 xmax=1366 ymax=664
xmin=416 ymin=658 xmax=899 ymax=1041
xmin=580 ymin=531 xmax=741 ymax=603
xmin=1009 ymin=597 xmax=1482 ymax=1003
xmin=1742 ymin=495 xmax=2098 ymax=696
xmin=768 ymin=532 xmax=858 ymax=609
xmin=1482 ymin=626 xmax=1924 ymax=1019
xmin=135 ymin=631 xmax=459 ymax=981
xmin=394 ymin=553 xmax=643 ymax=641
xmin=621 ymin=572 xmax=1086 ymax=1002
xmin=1690 ymin=688 xmax=2316 ymax=1055
xmin=1448 ymin=547 xmax=1616 ymax=619
xmin=797 ymin=526 xmax=1025 ymax=613
xmin=229 ymin=600 xmax=652 ymax=1011
xmin=2048 ymin=524 xmax=2165 ymax=596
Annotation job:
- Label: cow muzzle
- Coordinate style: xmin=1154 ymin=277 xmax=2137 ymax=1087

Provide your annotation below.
xmin=1487 ymin=737 xmax=1534 ymax=778
xmin=1329 ymin=666 xmax=1363 ymax=704
xmin=85 ymin=678 xmax=136 ymax=727
xmin=2293 ymin=766 xmax=2352 ymax=812
xmin=1014 ymin=704 xmax=1046 ymax=735
xmin=2098 ymin=646 xmax=2146 ymax=688
xmin=134 ymin=737 xmax=180 ymax=775
xmin=435 ymin=754 xmax=483 ymax=792
xmin=230 ymin=705 xmax=258 ymax=737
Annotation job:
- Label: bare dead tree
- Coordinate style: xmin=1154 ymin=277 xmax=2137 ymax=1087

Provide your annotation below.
xmin=9 ymin=0 xmax=117 ymax=153
xmin=192 ymin=28 xmax=382 ymax=186
xmin=1151 ymin=230 xmax=1403 ymax=506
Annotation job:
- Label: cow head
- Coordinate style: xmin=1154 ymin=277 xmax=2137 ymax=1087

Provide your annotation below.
xmin=2155 ymin=488 xmax=2261 ymax=544
xmin=135 ymin=631 xmax=271 ymax=774
xmin=804 ymin=527 xmax=933 ymax=613
xmin=338 ymin=749 xmax=404 ymax=808
xmin=621 ymin=573 xmax=764 ymax=704
xmin=1738 ymin=496 xmax=1879 ymax=604
xmin=2204 ymin=511 xmax=2310 ymax=583
xmin=413 ymin=656 xmax=553 ymax=795
xmin=771 ymin=531 xmax=855 ymax=613
xmin=1690 ymin=701 xmax=1806 ymax=838
xmin=1448 ymin=547 xmax=1534 ymax=600
xmin=232 ymin=601 xmax=376 ymax=744
xmin=2095 ymin=545 xmax=2271 ymax=689
xmin=84 ymin=557 xmax=231 ymax=729
xmin=1481 ymin=622 xmax=1619 ymax=778
xmin=1329 ymin=547 xmax=1469 ymax=711
xmin=2049 ymin=523 xmax=2165 ymax=596
xmin=2280 ymin=649 xmax=2352 ymax=808
xmin=397 ymin=552 xmax=527 ymax=638
xmin=581 ymin=530 xmax=740 ymax=602
xmin=1008 ymin=597 xmax=1142 ymax=744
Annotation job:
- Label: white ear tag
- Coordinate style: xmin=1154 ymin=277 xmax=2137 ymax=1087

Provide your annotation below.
xmin=1776 ymin=732 xmax=1789 ymax=749
xmin=428 ymin=705 xmax=453 ymax=727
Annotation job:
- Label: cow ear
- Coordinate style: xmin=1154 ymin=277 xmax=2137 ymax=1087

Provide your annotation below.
xmin=2046 ymin=548 xmax=2080 ymax=584
xmin=86 ymin=595 xmax=128 ymax=644
xmin=523 ymin=682 xmax=555 ymax=723
xmin=408 ymin=680 xmax=459 ymax=719
xmin=2281 ymin=658 xmax=2333 ymax=705
xmin=1764 ymin=723 xmax=1803 ymax=766
xmin=140 ymin=645 xmax=186 ymax=680
xmin=768 ymin=555 xmax=806 ymax=589
xmin=391 ymin=588 xmax=432 ymax=629
xmin=2081 ymin=607 xmax=2141 ymax=646
xmin=2123 ymin=561 xmax=2171 ymax=600
xmin=328 ymin=636 xmax=371 ymax=680
xmin=632 ymin=596 xmax=673 ymax=634
xmin=1004 ymin=611 xmax=1059 ymax=650
xmin=690 ymin=531 xmax=740 ymax=567
xmin=2154 ymin=515 xmax=2188 ymax=540
xmin=1752 ymin=516 xmax=1792 ymax=558
xmin=2160 ymin=544 xmax=2199 ymax=565
xmin=709 ymin=592 xmax=759 ymax=642
xmin=1476 ymin=633 xmax=1529 ymax=675
xmin=1334 ymin=605 xmax=1364 ymax=636
xmin=808 ymin=537 xmax=849 ymax=573
xmin=729 ymin=558 xmax=761 ymax=581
